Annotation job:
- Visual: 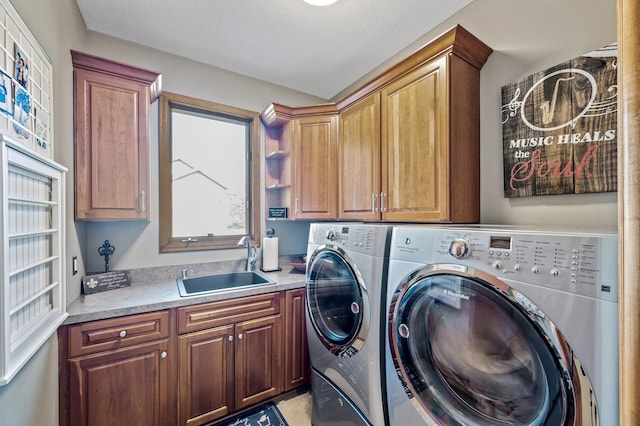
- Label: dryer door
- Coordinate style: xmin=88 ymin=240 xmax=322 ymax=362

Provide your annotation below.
xmin=388 ymin=264 xmax=594 ymax=426
xmin=306 ymin=245 xmax=369 ymax=357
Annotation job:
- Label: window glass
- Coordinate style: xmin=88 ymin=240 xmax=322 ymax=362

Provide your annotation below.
xmin=159 ymin=92 xmax=260 ymax=252
xmin=171 ymin=109 xmax=247 ymax=237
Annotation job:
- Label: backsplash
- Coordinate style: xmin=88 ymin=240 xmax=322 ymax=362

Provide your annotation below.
xmin=107 ymin=255 xmax=304 ymax=285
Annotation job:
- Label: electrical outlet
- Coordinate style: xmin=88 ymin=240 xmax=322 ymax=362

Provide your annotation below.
xmin=72 ymin=256 xmax=78 ymax=275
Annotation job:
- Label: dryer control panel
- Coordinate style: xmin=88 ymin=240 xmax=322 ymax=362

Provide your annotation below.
xmin=390 ymin=226 xmax=618 ymax=302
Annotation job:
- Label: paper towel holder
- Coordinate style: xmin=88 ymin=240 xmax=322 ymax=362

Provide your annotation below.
xmin=260 ymin=228 xmax=282 ymax=273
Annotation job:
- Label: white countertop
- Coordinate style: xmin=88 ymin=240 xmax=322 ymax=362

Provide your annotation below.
xmin=64 ymin=268 xmax=306 ymax=325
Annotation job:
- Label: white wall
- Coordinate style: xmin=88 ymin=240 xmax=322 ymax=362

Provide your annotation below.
xmin=0 ymin=0 xmax=617 ymax=424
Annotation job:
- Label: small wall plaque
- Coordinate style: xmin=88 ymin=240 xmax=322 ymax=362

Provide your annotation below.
xmin=268 ymin=207 xmax=288 ymax=219
xmin=82 ymin=271 xmax=130 ymax=295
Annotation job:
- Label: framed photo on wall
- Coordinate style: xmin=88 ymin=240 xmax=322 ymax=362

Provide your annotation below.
xmin=14 ymin=45 xmax=28 ymax=90
xmin=12 ymin=84 xmax=31 ymax=140
xmin=0 ymin=70 xmax=12 ymax=115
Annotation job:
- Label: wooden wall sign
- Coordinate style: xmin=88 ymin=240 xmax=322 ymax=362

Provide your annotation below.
xmin=501 ymin=44 xmax=617 ymax=198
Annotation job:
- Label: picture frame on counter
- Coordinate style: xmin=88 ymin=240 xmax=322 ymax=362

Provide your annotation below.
xmin=82 ymin=271 xmax=131 ymax=295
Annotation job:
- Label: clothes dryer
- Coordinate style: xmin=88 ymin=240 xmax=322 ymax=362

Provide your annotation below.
xmin=306 ymin=223 xmax=391 ymax=426
xmin=385 ymin=225 xmax=618 ymax=426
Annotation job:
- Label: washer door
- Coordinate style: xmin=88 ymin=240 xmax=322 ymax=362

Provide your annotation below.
xmin=389 ymin=264 xmax=594 ymax=426
xmin=306 ymin=245 xmax=369 ymax=357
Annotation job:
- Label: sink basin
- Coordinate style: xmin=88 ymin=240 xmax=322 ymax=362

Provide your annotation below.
xmin=177 ymin=271 xmax=275 ymax=297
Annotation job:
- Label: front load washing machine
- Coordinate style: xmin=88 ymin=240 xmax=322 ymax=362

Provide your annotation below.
xmin=385 ymin=225 xmax=618 ymax=426
xmin=306 ymin=223 xmax=391 ymax=426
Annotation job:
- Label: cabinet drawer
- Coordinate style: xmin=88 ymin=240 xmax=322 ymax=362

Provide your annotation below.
xmin=178 ymin=292 xmax=281 ymax=334
xmin=67 ymin=310 xmax=171 ymax=358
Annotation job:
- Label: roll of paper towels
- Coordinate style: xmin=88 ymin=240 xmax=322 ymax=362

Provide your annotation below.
xmin=262 ymin=237 xmax=279 ymax=271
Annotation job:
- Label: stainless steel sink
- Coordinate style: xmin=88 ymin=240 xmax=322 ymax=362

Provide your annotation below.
xmin=177 ymin=271 xmax=275 ymax=297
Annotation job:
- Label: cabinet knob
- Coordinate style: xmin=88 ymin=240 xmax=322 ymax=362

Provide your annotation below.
xmin=160 ymin=351 xmax=167 ymax=359
xmin=238 ymin=333 xmax=243 ymax=340
xmin=228 ymin=335 xmax=234 ymax=342
xmin=119 ymin=330 xmax=127 ymax=338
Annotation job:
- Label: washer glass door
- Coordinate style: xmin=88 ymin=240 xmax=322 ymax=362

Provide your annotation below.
xmin=307 ymin=246 xmax=368 ymax=357
xmin=390 ymin=270 xmax=574 ymax=425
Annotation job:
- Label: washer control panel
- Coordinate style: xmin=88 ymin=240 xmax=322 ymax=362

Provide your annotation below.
xmin=309 ymin=224 xmax=390 ymax=257
xmin=390 ymin=226 xmax=618 ymax=302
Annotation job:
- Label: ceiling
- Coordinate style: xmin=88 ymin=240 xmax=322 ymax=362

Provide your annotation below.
xmin=74 ymin=0 xmax=473 ymax=99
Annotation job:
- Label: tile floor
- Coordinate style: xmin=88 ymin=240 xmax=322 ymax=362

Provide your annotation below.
xmin=276 ymin=390 xmax=312 ymax=425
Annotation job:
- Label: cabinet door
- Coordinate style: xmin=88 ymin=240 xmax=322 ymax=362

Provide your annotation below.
xmin=67 ymin=340 xmax=172 ymax=426
xmin=339 ymin=94 xmax=381 ymax=220
xmin=294 ymin=115 xmax=338 ymax=219
xmin=284 ymin=289 xmax=309 ymax=391
xmin=234 ymin=314 xmax=283 ymax=409
xmin=381 ymin=55 xmax=449 ymax=222
xmin=74 ymin=67 xmax=150 ymax=220
xmin=177 ymin=325 xmax=235 ymax=426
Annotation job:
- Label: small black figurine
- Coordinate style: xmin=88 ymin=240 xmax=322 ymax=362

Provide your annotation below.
xmin=98 ymin=240 xmax=115 ymax=272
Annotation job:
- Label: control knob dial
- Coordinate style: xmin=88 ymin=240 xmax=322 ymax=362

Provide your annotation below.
xmin=325 ymin=229 xmax=336 ymax=241
xmin=448 ymin=239 xmax=471 ymax=259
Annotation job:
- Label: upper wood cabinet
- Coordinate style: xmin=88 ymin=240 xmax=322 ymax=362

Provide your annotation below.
xmin=72 ymin=50 xmax=161 ymax=221
xmin=380 ymin=56 xmax=450 ymax=222
xmin=338 ymin=94 xmax=381 ymax=220
xmin=294 ymin=114 xmax=338 ymax=219
xmin=262 ymin=25 xmax=492 ymax=223
xmin=261 ymin=103 xmax=338 ymax=220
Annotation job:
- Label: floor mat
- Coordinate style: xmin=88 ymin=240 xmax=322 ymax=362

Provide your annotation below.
xmin=213 ymin=402 xmax=288 ymax=426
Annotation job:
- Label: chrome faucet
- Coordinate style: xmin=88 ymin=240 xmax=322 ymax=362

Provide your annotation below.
xmin=237 ymin=236 xmax=257 ymax=271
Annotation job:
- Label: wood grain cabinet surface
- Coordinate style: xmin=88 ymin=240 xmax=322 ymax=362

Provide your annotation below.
xmin=261 ymin=25 xmax=492 ymax=223
xmin=338 ymin=94 xmax=381 ymax=220
xmin=71 ymin=50 xmax=161 ymax=221
xmin=262 ymin=104 xmax=338 ymax=220
xmin=59 ymin=311 xmax=174 ymax=426
xmin=176 ymin=293 xmax=283 ymax=426
xmin=293 ymin=114 xmax=338 ymax=219
xmin=283 ymin=288 xmax=309 ymax=391
xmin=59 ymin=290 xmax=308 ymax=426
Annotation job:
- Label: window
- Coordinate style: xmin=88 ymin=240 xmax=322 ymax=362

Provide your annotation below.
xmin=159 ymin=92 xmax=260 ymax=252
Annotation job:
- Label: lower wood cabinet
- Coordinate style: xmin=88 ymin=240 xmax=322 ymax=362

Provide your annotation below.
xmin=177 ymin=293 xmax=283 ymax=425
xmin=284 ymin=288 xmax=308 ymax=391
xmin=177 ymin=325 xmax=235 ymax=425
xmin=58 ymin=311 xmax=174 ymax=426
xmin=59 ymin=290 xmax=306 ymax=426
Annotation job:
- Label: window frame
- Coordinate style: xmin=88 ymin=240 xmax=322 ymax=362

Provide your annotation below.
xmin=159 ymin=91 xmax=261 ymax=252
